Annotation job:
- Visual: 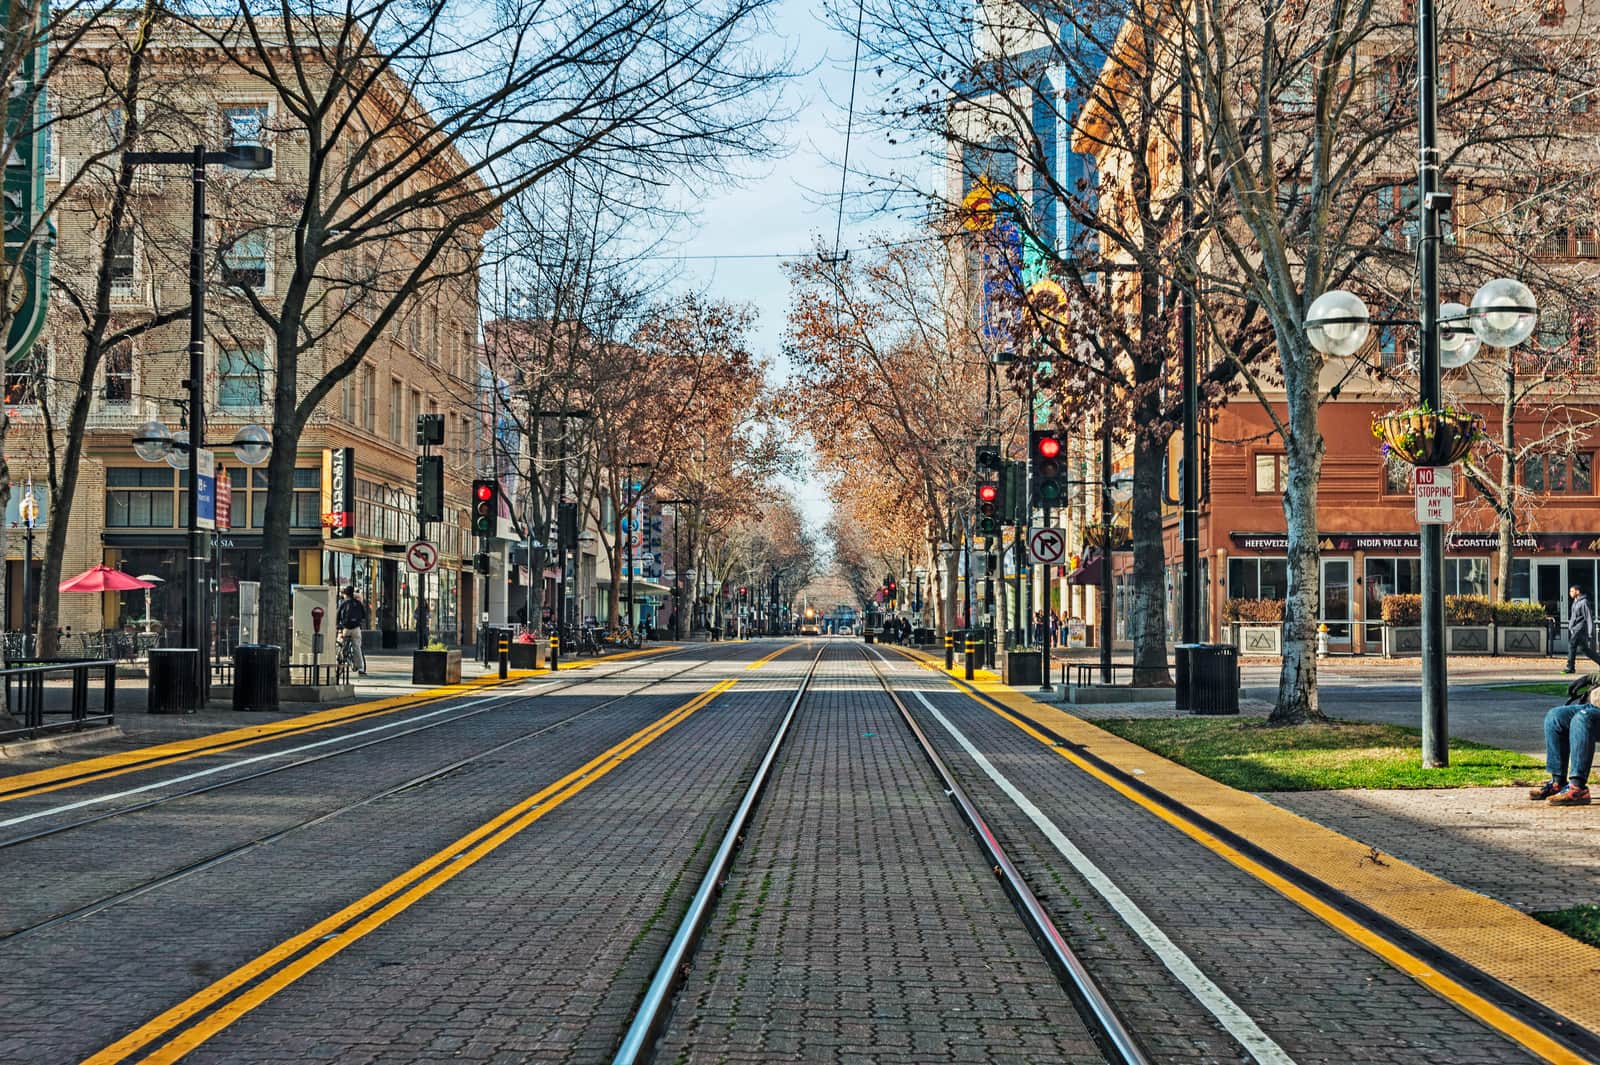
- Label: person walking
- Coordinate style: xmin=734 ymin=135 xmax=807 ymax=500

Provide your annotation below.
xmin=1564 ymin=585 xmax=1600 ymax=674
xmin=336 ymin=586 xmax=369 ymax=676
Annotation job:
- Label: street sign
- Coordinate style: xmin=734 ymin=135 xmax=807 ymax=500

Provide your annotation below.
xmin=406 ymin=539 xmax=440 ymax=573
xmin=1414 ymin=466 xmax=1454 ymax=525
xmin=196 ymin=449 xmax=216 ymax=531
xmin=1026 ymin=527 xmax=1066 ymax=564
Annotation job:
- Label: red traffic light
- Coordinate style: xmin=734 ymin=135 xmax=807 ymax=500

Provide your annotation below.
xmin=475 ymin=483 xmax=494 ymax=502
xmin=977 ymin=483 xmax=998 ymax=503
xmin=1037 ymin=435 xmax=1061 ymax=459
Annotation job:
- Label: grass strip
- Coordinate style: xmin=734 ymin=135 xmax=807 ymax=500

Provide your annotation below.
xmin=1087 ymin=717 xmax=1541 ymax=791
xmin=1533 ymin=904 xmax=1600 ymax=949
xmin=1491 ymin=682 xmax=1572 ymax=697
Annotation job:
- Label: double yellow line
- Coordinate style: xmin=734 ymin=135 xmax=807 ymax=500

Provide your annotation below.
xmin=1 ymin=646 xmax=677 ymax=804
xmin=87 ymin=664 xmax=755 ymax=1064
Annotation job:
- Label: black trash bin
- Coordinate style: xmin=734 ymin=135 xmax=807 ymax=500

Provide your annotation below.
xmin=1179 ymin=643 xmax=1239 ymax=715
xmin=233 ymin=644 xmax=281 ymax=713
xmin=148 ymin=648 xmax=200 ymax=714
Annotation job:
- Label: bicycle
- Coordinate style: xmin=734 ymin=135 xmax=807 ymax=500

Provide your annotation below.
xmin=336 ymin=630 xmax=364 ymax=676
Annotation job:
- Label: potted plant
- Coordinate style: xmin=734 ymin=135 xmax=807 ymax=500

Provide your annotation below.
xmin=1380 ymin=594 xmax=1423 ymax=656
xmin=509 ymin=629 xmax=543 ymax=669
xmin=412 ymin=639 xmax=462 ymax=686
xmin=1446 ymin=594 xmax=1493 ymax=654
xmin=1371 ymin=403 xmax=1485 ymax=466
xmin=1224 ymin=597 xmax=1285 ymax=654
xmin=1494 ymin=600 xmax=1550 ymax=655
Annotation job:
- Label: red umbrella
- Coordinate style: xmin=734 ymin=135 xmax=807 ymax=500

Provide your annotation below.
xmin=59 ymin=565 xmax=156 ymax=593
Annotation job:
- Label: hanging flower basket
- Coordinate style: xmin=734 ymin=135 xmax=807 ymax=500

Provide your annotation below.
xmin=1082 ymin=524 xmax=1132 ymax=550
xmin=1371 ymin=405 xmax=1484 ymax=466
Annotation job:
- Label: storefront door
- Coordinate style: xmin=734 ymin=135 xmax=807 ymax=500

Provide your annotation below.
xmin=379 ymin=559 xmax=399 ymax=649
xmin=1321 ymin=558 xmax=1352 ymax=650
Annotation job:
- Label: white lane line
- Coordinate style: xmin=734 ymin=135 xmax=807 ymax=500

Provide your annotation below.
xmin=0 ymin=695 xmax=515 ymax=829
xmin=909 ymin=688 xmax=1297 ymax=1065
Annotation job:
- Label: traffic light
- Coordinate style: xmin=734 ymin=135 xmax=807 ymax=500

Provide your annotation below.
xmin=473 ymin=552 xmax=490 ymax=575
xmin=558 ymin=501 xmax=579 ymax=550
xmin=1030 ymin=429 xmax=1067 ymax=510
xmin=976 ymin=480 xmax=1001 ymax=537
xmin=472 ymin=478 xmax=498 ymax=536
xmin=416 ymin=455 xmax=444 ymax=524
xmin=975 ymin=444 xmax=1002 ymax=475
xmin=415 ymin=413 xmax=444 ymax=447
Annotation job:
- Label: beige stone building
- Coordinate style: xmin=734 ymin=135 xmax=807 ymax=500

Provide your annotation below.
xmin=5 ymin=22 xmax=490 ymax=652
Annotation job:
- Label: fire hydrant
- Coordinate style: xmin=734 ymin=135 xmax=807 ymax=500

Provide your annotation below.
xmin=1317 ymin=623 xmax=1330 ymax=659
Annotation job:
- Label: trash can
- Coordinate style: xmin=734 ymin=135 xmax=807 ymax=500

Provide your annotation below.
xmin=1178 ymin=643 xmax=1239 ymax=715
xmin=148 ymin=648 xmax=200 ymax=714
xmin=233 ymin=644 xmax=281 ymax=713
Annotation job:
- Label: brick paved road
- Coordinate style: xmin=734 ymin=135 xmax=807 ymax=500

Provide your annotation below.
xmin=869 ymin=653 xmax=1539 ymax=1065
xmin=656 ymin=645 xmax=1108 ymax=1065
xmin=0 ymin=642 xmax=803 ymax=1062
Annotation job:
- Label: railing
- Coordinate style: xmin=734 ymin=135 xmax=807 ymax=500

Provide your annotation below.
xmin=0 ymin=659 xmax=117 ymax=742
xmin=210 ymin=660 xmax=351 ymax=687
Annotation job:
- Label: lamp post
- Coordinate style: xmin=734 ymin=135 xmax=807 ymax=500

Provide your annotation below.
xmin=659 ymin=498 xmax=693 ymax=639
xmin=123 ymin=141 xmax=272 ymax=702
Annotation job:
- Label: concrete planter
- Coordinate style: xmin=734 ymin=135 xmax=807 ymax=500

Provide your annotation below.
xmin=411 ymin=649 xmax=462 ymax=686
xmin=1382 ymin=625 xmax=1423 ymax=657
xmin=1447 ymin=625 xmax=1493 ymax=654
xmin=508 ymin=641 xmax=544 ymax=669
xmin=1496 ymin=626 xmax=1548 ymax=656
xmin=1230 ymin=623 xmax=1282 ymax=655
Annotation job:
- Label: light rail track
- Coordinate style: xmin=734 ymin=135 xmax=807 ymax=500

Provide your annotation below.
xmin=612 ymin=642 xmax=1149 ymax=1065
xmin=0 ymin=644 xmax=757 ymax=945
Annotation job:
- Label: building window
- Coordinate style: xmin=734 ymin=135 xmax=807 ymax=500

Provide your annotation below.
xmin=361 ymin=366 xmax=376 ymax=432
xmin=106 ymin=466 xmax=176 ymax=527
xmin=221 ymin=230 xmax=268 ymax=288
xmin=340 ymin=374 xmax=355 ymax=422
xmin=110 ymin=229 xmax=137 ymax=297
xmin=4 ymin=343 xmax=46 ymax=405
xmin=292 ymin=466 xmax=322 ymax=527
xmin=218 ymin=345 xmax=266 ymax=408
xmin=389 ymin=376 xmax=403 ymax=440
xmin=1444 ymin=557 xmax=1490 ymax=597
xmin=104 ymin=340 xmax=133 ymax=406
xmin=1254 ymin=453 xmax=1288 ymax=493
xmin=1383 ymin=456 xmax=1412 ymax=494
xmin=1524 ymin=452 xmax=1594 ymax=494
xmin=1227 ymin=557 xmax=1289 ymax=600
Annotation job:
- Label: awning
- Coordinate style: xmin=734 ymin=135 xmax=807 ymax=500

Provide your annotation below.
xmin=1065 ymin=554 xmax=1105 ymax=586
xmin=596 ymin=577 xmax=673 ymax=595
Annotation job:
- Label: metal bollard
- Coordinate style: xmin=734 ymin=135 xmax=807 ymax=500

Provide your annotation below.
xmin=944 ymin=633 xmax=954 ymax=670
xmin=498 ymin=636 xmax=509 ymax=679
xmin=964 ymin=639 xmax=976 ymax=681
xmin=549 ymin=633 xmax=560 ymax=671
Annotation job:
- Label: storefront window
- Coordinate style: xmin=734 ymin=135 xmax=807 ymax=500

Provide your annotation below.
xmin=107 ymin=467 xmax=177 ymax=527
xmin=1509 ymin=558 xmax=1531 ymax=601
xmin=1227 ymin=557 xmax=1288 ymax=600
xmin=1444 ymin=557 xmax=1490 ymax=597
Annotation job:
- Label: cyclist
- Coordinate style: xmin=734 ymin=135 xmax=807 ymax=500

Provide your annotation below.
xmin=336 ymin=586 xmax=369 ymax=675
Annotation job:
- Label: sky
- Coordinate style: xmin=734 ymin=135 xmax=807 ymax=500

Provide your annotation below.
xmin=662 ymin=0 xmax=920 ymax=536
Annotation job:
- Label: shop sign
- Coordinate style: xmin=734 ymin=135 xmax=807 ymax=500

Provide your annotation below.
xmin=321 ymin=447 xmax=355 ymax=538
xmin=1230 ymin=531 xmax=1555 ymax=552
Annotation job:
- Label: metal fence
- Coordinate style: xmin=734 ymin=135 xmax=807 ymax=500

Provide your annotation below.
xmin=0 ymin=659 xmax=117 ymax=742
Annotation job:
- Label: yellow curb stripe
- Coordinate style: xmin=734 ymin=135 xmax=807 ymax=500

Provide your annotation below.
xmin=891 ymin=647 xmax=1593 ymax=1065
xmin=88 ymin=664 xmax=745 ymax=1065
xmin=1 ymin=645 xmax=680 ymax=802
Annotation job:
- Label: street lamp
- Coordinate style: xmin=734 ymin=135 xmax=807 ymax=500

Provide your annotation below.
xmin=122 ymin=141 xmax=273 ymax=705
xmin=1307 ymin=278 xmax=1536 ymax=767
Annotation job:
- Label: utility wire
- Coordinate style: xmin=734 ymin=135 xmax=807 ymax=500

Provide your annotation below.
xmin=823 ymin=0 xmax=869 ymax=265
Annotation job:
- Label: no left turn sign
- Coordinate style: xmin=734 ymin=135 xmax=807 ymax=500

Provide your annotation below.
xmin=1026 ymin=527 xmax=1066 ymax=565
xmin=406 ymin=539 xmax=440 ymax=573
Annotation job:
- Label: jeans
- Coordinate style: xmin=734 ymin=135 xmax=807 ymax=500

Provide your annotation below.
xmin=1544 ymin=703 xmax=1597 ymax=786
xmin=1567 ymin=631 xmax=1600 ymax=671
xmin=341 ymin=626 xmax=367 ymax=673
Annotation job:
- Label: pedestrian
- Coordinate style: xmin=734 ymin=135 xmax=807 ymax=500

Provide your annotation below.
xmin=1564 ymin=585 xmax=1600 ymax=674
xmin=1528 ymin=673 xmax=1599 ymax=805
xmin=336 ymin=586 xmax=369 ymax=676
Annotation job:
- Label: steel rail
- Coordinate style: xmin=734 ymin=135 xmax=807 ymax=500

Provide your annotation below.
xmin=612 ymin=645 xmax=826 ymax=1065
xmin=0 ymin=646 xmax=746 ymax=944
xmin=860 ymin=644 xmax=1152 ymax=1065
xmin=0 ymin=646 xmax=704 ymax=848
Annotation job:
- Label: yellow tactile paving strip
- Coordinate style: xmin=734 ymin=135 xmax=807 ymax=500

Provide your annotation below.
xmin=891 ymin=645 xmax=1600 ymax=1061
xmin=0 ymin=645 xmax=680 ymax=802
